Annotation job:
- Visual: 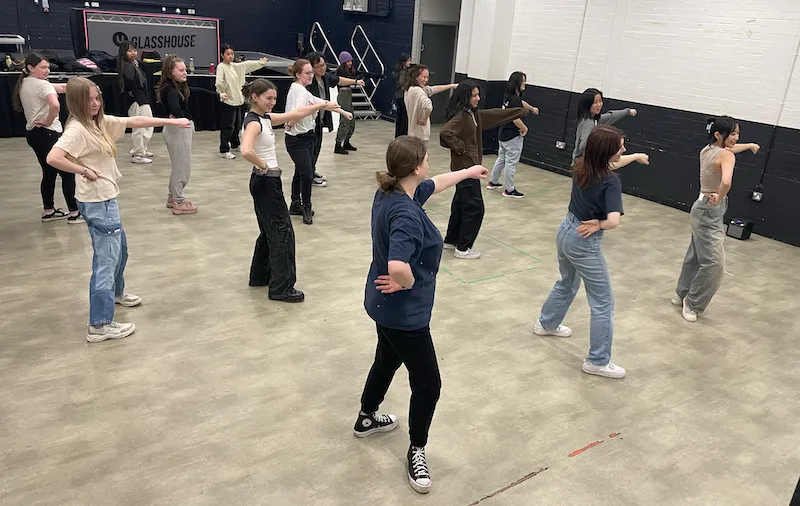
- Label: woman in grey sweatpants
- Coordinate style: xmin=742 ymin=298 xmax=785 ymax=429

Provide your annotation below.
xmin=673 ymin=117 xmax=759 ymax=322
xmin=572 ymin=88 xmax=637 ymax=163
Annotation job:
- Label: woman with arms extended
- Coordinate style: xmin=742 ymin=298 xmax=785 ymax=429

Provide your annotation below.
xmin=572 ymin=87 xmax=637 ymax=163
xmin=47 ymin=77 xmax=190 ymax=342
xmin=533 ymin=125 xmax=649 ymax=379
xmin=403 ymin=64 xmax=457 ymax=151
xmin=672 ymin=117 xmax=759 ymax=322
xmin=439 ymin=80 xmax=528 ymax=259
xmin=353 ymin=135 xmax=488 ymax=494
xmin=239 ymin=78 xmax=338 ymax=302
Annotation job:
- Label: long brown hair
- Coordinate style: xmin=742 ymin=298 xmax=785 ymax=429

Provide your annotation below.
xmin=12 ymin=53 xmax=47 ymax=113
xmin=156 ymin=55 xmax=190 ymax=102
xmin=376 ymin=136 xmax=427 ymax=193
xmin=404 ymin=64 xmax=428 ymax=91
xmin=572 ymin=125 xmax=623 ymax=189
xmin=64 ymin=77 xmax=116 ymax=157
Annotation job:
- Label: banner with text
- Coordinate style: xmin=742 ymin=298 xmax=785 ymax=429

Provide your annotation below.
xmin=84 ymin=11 xmax=220 ymax=66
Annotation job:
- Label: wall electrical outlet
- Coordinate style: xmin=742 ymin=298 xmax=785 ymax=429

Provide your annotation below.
xmin=555 ymin=141 xmax=566 ymax=150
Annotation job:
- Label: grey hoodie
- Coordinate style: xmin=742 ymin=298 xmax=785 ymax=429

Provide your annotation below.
xmin=572 ymin=108 xmax=631 ymax=163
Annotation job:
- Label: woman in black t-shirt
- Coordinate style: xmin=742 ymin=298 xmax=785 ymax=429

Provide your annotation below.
xmin=487 ymin=71 xmax=540 ymax=198
xmin=533 ymin=125 xmax=648 ymax=380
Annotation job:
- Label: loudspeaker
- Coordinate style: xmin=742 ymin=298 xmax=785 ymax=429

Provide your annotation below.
xmin=726 ymin=218 xmax=753 ymax=240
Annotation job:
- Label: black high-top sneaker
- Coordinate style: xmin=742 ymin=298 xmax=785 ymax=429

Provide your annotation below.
xmin=344 ymin=141 xmax=357 ymax=151
xmin=407 ymin=445 xmax=432 ymax=494
xmin=302 ymin=203 xmax=313 ymax=225
xmin=353 ymin=411 xmax=398 ymax=438
xmin=334 ymin=142 xmax=349 ymax=155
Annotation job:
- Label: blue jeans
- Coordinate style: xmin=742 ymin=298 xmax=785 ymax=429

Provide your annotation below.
xmin=77 ymin=199 xmax=128 ymax=326
xmin=490 ymin=135 xmax=524 ymax=190
xmin=538 ymin=213 xmax=614 ymax=365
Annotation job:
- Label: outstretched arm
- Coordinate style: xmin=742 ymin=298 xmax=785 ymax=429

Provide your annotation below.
xmin=521 ymin=100 xmax=539 ymax=115
xmin=430 ymin=83 xmax=457 ymax=96
xmin=478 ymin=107 xmax=528 ymax=130
xmin=610 ymin=153 xmax=649 ymax=170
xmin=127 ymin=116 xmax=191 ymax=129
xmin=431 ymin=165 xmax=488 ymax=194
xmin=599 ymin=108 xmax=636 ymax=125
xmin=727 ymin=143 xmax=760 ymax=155
xmin=269 ymin=102 xmax=337 ymax=126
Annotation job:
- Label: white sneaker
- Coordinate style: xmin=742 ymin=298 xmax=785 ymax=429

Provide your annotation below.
xmin=115 ymin=293 xmax=143 ymax=307
xmin=131 ymin=156 xmax=152 ymax=164
xmin=145 ymin=151 xmax=154 ymax=157
xmin=582 ymin=361 xmax=626 ymax=379
xmin=671 ymin=294 xmax=683 ymax=306
xmin=219 ymin=152 xmax=236 ymax=160
xmin=682 ymin=298 xmax=697 ymax=322
xmin=533 ymin=319 xmax=572 ymax=337
xmin=86 ymin=321 xmax=136 ymax=343
xmin=443 ymin=243 xmax=456 ymax=250
xmin=312 ymin=177 xmax=327 ymax=187
xmin=454 ymin=248 xmax=481 ymax=259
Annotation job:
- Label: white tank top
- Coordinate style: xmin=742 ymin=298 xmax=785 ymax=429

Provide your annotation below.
xmin=242 ymin=111 xmax=278 ymax=169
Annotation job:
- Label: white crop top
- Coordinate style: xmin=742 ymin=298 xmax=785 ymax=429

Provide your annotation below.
xmin=242 ymin=111 xmax=279 ymax=169
xmin=284 ymin=82 xmax=326 ymax=136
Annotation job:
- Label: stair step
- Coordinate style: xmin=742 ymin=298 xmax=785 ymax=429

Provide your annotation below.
xmin=353 ymin=110 xmax=381 ymax=118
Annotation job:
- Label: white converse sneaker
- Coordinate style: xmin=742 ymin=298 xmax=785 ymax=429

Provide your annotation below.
xmin=115 ymin=293 xmax=143 ymax=307
xmin=454 ymin=248 xmax=481 ymax=259
xmin=86 ymin=321 xmax=136 ymax=343
xmin=353 ymin=411 xmax=398 ymax=438
xmin=533 ymin=319 xmax=572 ymax=337
xmin=682 ymin=298 xmax=697 ymax=322
xmin=582 ymin=360 xmax=626 ymax=379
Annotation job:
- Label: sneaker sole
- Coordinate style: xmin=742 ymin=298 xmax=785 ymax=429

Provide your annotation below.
xmin=408 ymin=473 xmax=432 ymax=494
xmin=42 ymin=216 xmax=69 ymax=222
xmin=67 ymin=219 xmax=86 ymax=225
xmin=581 ymin=364 xmax=625 ymax=379
xmin=533 ymin=327 xmax=572 ymax=338
xmin=115 ymin=299 xmax=143 ymax=307
xmin=486 ymin=185 xmax=502 ymax=190
xmin=353 ymin=420 xmax=398 ymax=438
xmin=443 ymin=244 xmax=456 ymax=250
xmin=503 ymin=194 xmax=524 ymax=199
xmin=172 ymin=209 xmax=198 ymax=215
xmin=86 ymin=325 xmax=136 ymax=343
xmin=454 ymin=254 xmax=481 ymax=259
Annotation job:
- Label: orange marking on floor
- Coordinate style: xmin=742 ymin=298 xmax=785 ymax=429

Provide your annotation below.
xmin=568 ymin=440 xmax=603 ymax=457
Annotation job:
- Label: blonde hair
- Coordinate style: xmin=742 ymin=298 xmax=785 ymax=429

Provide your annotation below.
xmin=288 ymin=58 xmax=310 ymax=82
xmin=64 ymin=77 xmax=116 ymax=157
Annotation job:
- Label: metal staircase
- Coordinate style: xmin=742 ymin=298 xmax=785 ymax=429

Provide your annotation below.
xmin=309 ymin=22 xmax=384 ymax=120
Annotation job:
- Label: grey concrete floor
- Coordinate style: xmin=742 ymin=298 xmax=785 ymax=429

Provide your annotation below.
xmin=1 ymin=121 xmax=799 ymax=506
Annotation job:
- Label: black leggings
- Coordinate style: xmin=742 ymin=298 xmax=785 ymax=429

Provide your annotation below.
xmin=220 ymin=103 xmax=243 ymax=153
xmin=312 ymin=120 xmax=324 ymax=174
xmin=360 ymin=323 xmax=441 ymax=447
xmin=285 ymin=132 xmax=315 ymax=207
xmin=26 ymin=127 xmax=77 ymax=212
xmin=249 ymin=170 xmax=297 ymax=297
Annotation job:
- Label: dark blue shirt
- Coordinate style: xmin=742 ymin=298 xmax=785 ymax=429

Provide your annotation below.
xmin=568 ymin=173 xmax=624 ymax=221
xmin=364 ymin=179 xmax=443 ymax=331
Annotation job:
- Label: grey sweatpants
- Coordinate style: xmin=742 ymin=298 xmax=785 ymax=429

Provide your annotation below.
xmin=676 ymin=194 xmax=727 ymax=312
xmin=163 ymin=122 xmax=194 ymax=202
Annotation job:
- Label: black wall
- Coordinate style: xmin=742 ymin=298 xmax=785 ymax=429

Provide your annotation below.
xmin=308 ymin=0 xmax=415 ymax=116
xmin=456 ymin=74 xmax=799 ymax=247
xmin=0 ymin=0 xmax=309 ymax=58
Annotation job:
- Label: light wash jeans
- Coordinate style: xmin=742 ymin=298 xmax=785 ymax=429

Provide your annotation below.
xmin=539 ymin=213 xmax=614 ymax=365
xmin=77 ymin=199 xmax=128 ymax=326
xmin=676 ymin=194 xmax=727 ymax=312
xmin=128 ymin=102 xmax=153 ymax=157
xmin=490 ymin=135 xmax=524 ymax=190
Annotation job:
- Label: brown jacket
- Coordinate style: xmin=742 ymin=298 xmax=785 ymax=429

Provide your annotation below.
xmin=439 ymin=107 xmax=528 ymax=171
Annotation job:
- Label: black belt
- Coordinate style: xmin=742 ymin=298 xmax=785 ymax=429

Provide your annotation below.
xmin=253 ymin=167 xmax=281 ymax=177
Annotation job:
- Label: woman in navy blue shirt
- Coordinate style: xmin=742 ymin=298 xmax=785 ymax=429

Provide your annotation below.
xmin=353 ymin=136 xmax=488 ymax=494
xmin=534 ymin=125 xmax=648 ymax=379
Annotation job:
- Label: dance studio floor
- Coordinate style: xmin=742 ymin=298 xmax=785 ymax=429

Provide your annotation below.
xmin=1 ymin=121 xmax=799 ymax=505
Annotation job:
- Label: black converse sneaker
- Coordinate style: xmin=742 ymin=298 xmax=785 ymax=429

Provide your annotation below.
xmin=407 ymin=446 xmax=432 ymax=493
xmin=353 ymin=411 xmax=398 ymax=438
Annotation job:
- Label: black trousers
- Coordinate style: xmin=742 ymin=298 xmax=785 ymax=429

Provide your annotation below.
xmin=26 ymin=127 xmax=77 ymax=212
xmin=394 ymin=97 xmax=408 ymax=138
xmin=220 ymin=103 xmax=243 ymax=153
xmin=360 ymin=323 xmax=441 ymax=447
xmin=249 ymin=170 xmax=297 ymax=297
xmin=312 ymin=120 xmax=324 ymax=174
xmin=444 ymin=178 xmax=485 ymax=251
xmin=285 ymin=132 xmax=315 ymax=207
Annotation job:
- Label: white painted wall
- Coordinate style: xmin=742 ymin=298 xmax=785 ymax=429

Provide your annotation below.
xmin=455 ymin=0 xmax=474 ymax=73
xmin=458 ymin=0 xmax=800 ymax=128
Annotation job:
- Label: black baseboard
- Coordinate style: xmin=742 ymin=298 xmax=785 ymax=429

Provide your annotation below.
xmin=451 ymin=75 xmax=799 ymax=247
